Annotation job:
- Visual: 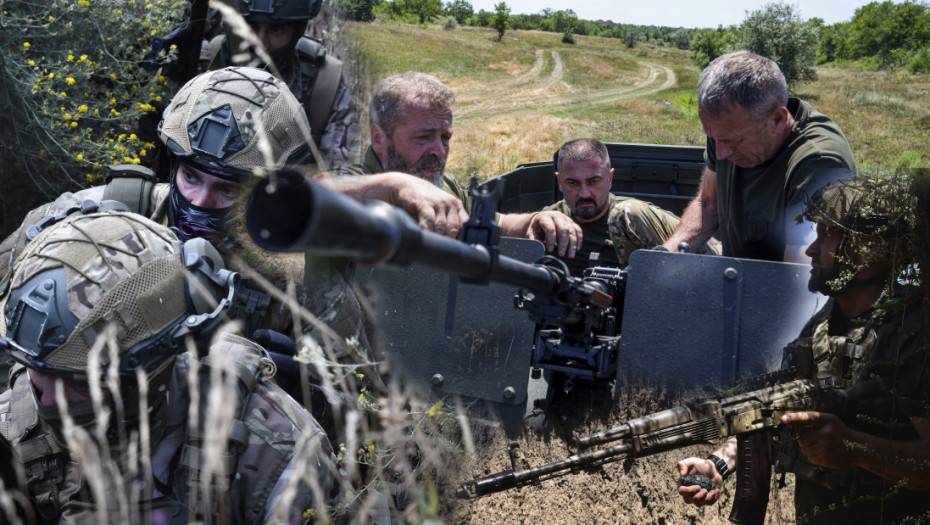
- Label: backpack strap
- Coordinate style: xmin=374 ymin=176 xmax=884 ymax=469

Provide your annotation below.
xmin=103 ymin=164 xmax=158 ymax=217
xmin=296 ymin=37 xmax=344 ymax=146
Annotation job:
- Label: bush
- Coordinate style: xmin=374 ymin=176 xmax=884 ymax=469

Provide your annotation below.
xmin=908 ymin=48 xmax=930 ymax=73
xmin=443 ymin=16 xmax=458 ymax=30
xmin=0 ymin=0 xmax=184 ymax=194
xmin=562 ymin=28 xmax=575 ymax=44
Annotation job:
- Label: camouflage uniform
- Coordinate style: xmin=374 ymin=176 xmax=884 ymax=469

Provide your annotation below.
xmin=775 ymin=289 xmax=930 ymax=524
xmin=544 ymin=194 xmax=720 ymax=275
xmin=204 ymin=35 xmax=359 ymax=169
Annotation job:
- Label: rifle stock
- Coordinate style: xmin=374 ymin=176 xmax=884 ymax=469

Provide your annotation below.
xmin=457 ymin=378 xmax=821 ymax=499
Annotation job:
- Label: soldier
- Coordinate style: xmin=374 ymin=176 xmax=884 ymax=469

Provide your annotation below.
xmin=358 ymin=71 xmax=582 ymax=257
xmin=0 ymin=210 xmax=351 ymax=523
xmin=662 ymin=51 xmax=856 ymax=262
xmin=203 ymin=0 xmax=358 ymax=170
xmin=0 ymin=66 xmax=465 ymax=392
xmin=676 ymin=177 xmax=930 ymax=523
xmin=545 ymin=138 xmax=719 ymax=275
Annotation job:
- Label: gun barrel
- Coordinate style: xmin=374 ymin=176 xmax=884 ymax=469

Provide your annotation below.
xmin=246 ymin=170 xmax=562 ymax=294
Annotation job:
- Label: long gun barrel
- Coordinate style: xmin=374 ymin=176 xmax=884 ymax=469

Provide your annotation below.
xmin=457 ymin=378 xmax=821 ymax=499
xmin=246 ymin=169 xmax=612 ymax=303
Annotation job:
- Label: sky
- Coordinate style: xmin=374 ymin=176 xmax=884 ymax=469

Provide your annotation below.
xmin=466 ymin=0 xmax=873 ymax=28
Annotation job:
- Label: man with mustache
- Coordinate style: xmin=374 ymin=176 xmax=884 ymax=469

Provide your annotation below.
xmin=353 ymin=71 xmax=582 ymax=258
xmin=546 ymin=138 xmax=718 ymax=276
xmin=676 ymin=177 xmax=930 ymax=524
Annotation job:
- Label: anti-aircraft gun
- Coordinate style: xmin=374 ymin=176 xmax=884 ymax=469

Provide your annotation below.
xmin=246 ymin=170 xmax=628 ymax=405
xmin=246 ymin=168 xmax=818 ymax=414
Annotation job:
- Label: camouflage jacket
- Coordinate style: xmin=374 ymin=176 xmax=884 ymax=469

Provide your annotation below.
xmin=776 ymin=289 xmax=930 ymax=524
xmin=0 ymin=332 xmax=346 ymax=524
xmin=204 ymin=35 xmax=360 ymax=170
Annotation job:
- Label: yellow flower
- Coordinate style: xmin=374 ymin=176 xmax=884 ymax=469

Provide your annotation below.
xmin=77 ymin=154 xmax=84 ymax=161
xmin=60 ymin=91 xmax=67 ymax=97
xmin=77 ymin=104 xmax=88 ymax=113
xmin=118 ymin=134 xmax=126 ymax=141
xmin=302 ymin=509 xmax=316 ymax=519
xmin=132 ymin=158 xmax=141 ymax=165
xmin=71 ymin=122 xmax=78 ymax=128
xmin=23 ymin=42 xmax=30 ymax=49
xmin=129 ymin=134 xmax=137 ymax=140
xmin=67 ymin=54 xmax=74 ymax=62
xmin=27 ymin=59 xmax=35 ymax=66
xmin=368 ymin=443 xmax=376 ymax=455
xmin=48 ymin=15 xmax=55 ymax=22
xmin=157 ymin=75 xmax=166 ymax=84
xmin=79 ymin=55 xmax=88 ymax=62
xmin=110 ymin=73 xmax=117 ymax=80
xmin=66 ymin=77 xmax=75 ymax=85
xmin=64 ymin=113 xmax=72 ymax=120
xmin=139 ymin=149 xmax=147 ymax=156
xmin=48 ymin=72 xmax=54 ymax=79
xmin=155 ymin=95 xmax=162 ymax=102
xmin=123 ymin=156 xmax=133 ymax=163
xmin=428 ymin=400 xmax=445 ymax=417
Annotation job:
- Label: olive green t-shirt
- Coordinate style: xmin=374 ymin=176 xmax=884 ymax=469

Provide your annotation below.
xmin=706 ymin=98 xmax=856 ymax=260
xmin=544 ymin=194 xmax=624 ymax=276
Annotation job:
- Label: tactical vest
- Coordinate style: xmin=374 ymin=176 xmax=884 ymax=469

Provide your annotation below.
xmin=203 ymin=35 xmax=343 ymax=148
xmin=773 ymin=309 xmax=879 ymax=490
xmin=0 ymin=335 xmax=276 ymax=523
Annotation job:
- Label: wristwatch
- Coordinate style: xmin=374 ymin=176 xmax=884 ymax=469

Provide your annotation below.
xmin=707 ymin=454 xmax=731 ymax=480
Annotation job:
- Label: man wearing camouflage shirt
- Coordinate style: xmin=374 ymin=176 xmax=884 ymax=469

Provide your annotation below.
xmin=0 ymin=210 xmax=353 ymax=523
xmin=546 ymin=138 xmax=719 ymax=276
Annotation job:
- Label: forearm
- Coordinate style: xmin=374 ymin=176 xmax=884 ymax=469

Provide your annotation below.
xmin=847 ymin=418 xmax=930 ymax=491
xmin=498 ymin=212 xmax=533 ymax=237
xmin=664 ymin=169 xmax=718 ymax=251
xmin=317 ymin=173 xmax=403 ymax=203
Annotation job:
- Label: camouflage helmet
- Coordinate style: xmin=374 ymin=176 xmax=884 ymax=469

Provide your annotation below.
xmin=158 ymin=66 xmax=312 ymax=180
xmin=1 ymin=209 xmax=237 ymax=380
xmin=237 ymin=0 xmax=321 ymax=23
xmin=804 ymin=177 xmax=900 ymax=237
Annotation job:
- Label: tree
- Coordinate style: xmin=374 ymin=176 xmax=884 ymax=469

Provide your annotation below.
xmin=407 ymin=0 xmax=444 ymax=24
xmin=493 ymin=2 xmax=510 ymax=41
xmin=337 ymin=0 xmax=381 ymax=21
xmin=735 ymin=2 xmax=821 ymax=85
xmin=690 ymin=26 xmax=734 ymax=69
xmin=445 ymin=0 xmax=473 ymax=24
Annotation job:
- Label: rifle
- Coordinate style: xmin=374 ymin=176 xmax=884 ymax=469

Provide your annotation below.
xmin=142 ymin=0 xmax=210 ymax=84
xmin=456 ymin=373 xmax=830 ymax=500
xmin=245 ymin=170 xmax=625 ymax=400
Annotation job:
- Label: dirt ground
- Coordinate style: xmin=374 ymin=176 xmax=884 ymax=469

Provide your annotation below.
xmin=433 ymin=383 xmax=797 ymax=524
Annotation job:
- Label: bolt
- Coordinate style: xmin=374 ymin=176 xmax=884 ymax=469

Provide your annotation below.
xmin=187 ymin=315 xmax=198 ymax=325
xmin=431 ymin=374 xmax=444 ymax=386
xmin=723 ymin=267 xmax=739 ymax=281
xmin=503 ymin=387 xmax=516 ymax=399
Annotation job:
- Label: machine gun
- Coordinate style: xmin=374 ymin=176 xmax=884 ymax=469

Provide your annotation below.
xmin=245 ymin=170 xmax=626 ymax=401
xmin=456 ymin=370 xmax=838 ymax=504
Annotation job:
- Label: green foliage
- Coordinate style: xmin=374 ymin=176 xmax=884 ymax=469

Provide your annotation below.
xmin=562 ymin=28 xmax=575 ymax=44
xmin=819 ymin=1 xmax=930 ymax=70
xmin=337 ymin=0 xmax=381 ymax=22
xmin=445 ymin=0 xmax=473 ymax=24
xmin=690 ymin=26 xmax=734 ymax=69
xmin=908 ymin=47 xmax=930 ymax=73
xmin=492 ymin=2 xmax=509 ymax=41
xmin=0 ymin=0 xmax=185 ymax=195
xmin=735 ymin=2 xmax=821 ymax=85
xmin=442 ymin=15 xmax=457 ymax=30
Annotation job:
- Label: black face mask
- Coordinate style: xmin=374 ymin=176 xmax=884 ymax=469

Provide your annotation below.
xmin=168 ymin=172 xmax=238 ymax=250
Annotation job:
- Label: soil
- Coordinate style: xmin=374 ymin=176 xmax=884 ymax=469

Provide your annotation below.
xmin=434 ymin=383 xmax=797 ymax=524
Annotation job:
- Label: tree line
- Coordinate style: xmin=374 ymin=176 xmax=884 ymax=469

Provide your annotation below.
xmin=337 ymin=0 xmax=930 ymax=77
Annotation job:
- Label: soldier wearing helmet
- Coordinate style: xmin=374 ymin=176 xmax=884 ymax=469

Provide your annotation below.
xmin=203 ymin=0 xmax=358 ymax=170
xmin=676 ymin=177 xmax=930 ymax=523
xmin=0 ymin=66 xmax=466 ymax=393
xmin=0 ymin=210 xmax=350 ymax=523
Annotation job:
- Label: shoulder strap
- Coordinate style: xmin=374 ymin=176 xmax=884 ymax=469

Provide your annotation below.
xmin=103 ymin=164 xmax=157 ymax=217
xmin=296 ymin=37 xmax=344 ymax=146
xmin=203 ymin=34 xmax=227 ymax=72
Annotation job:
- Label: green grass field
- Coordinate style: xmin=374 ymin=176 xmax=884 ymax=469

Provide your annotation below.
xmin=348 ymin=22 xmax=930 ymax=180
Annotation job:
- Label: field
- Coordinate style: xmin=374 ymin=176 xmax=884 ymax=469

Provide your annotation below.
xmin=346 ymin=21 xmax=930 ymax=524
xmin=348 ymin=23 xmax=930 ymax=182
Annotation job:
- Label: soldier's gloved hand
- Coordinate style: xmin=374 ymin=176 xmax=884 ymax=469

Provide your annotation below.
xmin=676 ymin=457 xmax=721 ymax=507
xmin=528 ymin=211 xmax=582 ymax=258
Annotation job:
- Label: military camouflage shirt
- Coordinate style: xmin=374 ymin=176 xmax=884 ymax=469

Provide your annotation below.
xmin=777 ymin=289 xmax=930 ymax=524
xmin=707 ymin=98 xmax=856 ymax=260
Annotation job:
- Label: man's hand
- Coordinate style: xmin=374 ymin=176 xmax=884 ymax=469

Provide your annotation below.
xmin=386 ymin=173 xmax=468 ymax=238
xmin=782 ymin=411 xmax=855 ymax=470
xmin=676 ymin=457 xmax=722 ymax=507
xmin=499 ymin=210 xmax=582 ymax=257
xmin=528 ymin=211 xmax=582 ymax=258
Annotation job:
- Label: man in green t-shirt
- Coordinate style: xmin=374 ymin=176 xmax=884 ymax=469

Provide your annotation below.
xmin=662 ymin=51 xmax=855 ymax=262
xmin=353 ymin=71 xmax=582 ymax=258
xmin=545 ymin=138 xmax=719 ymax=276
